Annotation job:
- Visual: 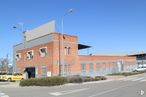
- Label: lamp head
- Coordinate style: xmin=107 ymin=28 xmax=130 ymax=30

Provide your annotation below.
xmin=68 ymin=9 xmax=73 ymax=13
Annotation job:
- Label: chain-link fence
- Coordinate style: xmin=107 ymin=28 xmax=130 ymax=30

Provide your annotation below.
xmin=80 ymin=60 xmax=137 ymax=76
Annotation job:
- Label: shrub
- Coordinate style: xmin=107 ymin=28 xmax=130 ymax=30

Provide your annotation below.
xmin=81 ymin=76 xmax=95 ymax=82
xmin=67 ymin=76 xmax=95 ymax=83
xmin=95 ymin=76 xmax=107 ymax=81
xmin=20 ymin=77 xmax=67 ymax=86
xmin=67 ymin=76 xmax=83 ymax=83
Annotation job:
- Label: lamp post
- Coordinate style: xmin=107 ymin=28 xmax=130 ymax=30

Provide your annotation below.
xmin=61 ymin=9 xmax=73 ymax=76
xmin=13 ymin=23 xmax=26 ymax=73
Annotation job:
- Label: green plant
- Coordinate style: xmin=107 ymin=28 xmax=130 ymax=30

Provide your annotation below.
xmin=67 ymin=76 xmax=83 ymax=83
xmin=94 ymin=76 xmax=107 ymax=81
xmin=20 ymin=77 xmax=67 ymax=86
xmin=81 ymin=76 xmax=94 ymax=82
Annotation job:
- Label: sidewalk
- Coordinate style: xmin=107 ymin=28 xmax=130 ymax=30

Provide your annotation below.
xmin=1 ymin=73 xmax=145 ymax=88
xmin=106 ymin=75 xmax=125 ymax=80
xmin=106 ymin=72 xmax=146 ymax=80
xmin=0 ymin=82 xmax=20 ymax=88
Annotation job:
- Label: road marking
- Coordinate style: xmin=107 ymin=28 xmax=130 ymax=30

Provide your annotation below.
xmin=1 ymin=95 xmax=9 ymax=97
xmin=50 ymin=92 xmax=62 ymax=96
xmin=50 ymin=88 xmax=89 ymax=96
xmin=140 ymin=90 xmax=145 ymax=95
xmin=0 ymin=92 xmax=9 ymax=97
xmin=88 ymin=82 xmax=139 ymax=97
xmin=0 ymin=93 xmax=5 ymax=96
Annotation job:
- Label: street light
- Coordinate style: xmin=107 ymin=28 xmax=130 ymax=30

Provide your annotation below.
xmin=13 ymin=23 xmax=26 ymax=73
xmin=61 ymin=9 xmax=73 ymax=76
xmin=13 ymin=22 xmax=24 ymax=32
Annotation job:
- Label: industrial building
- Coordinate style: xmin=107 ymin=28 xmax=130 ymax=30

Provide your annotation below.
xmin=13 ymin=20 xmax=137 ymax=78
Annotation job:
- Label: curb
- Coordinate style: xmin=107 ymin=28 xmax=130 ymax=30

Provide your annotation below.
xmin=64 ymin=79 xmax=114 ymax=86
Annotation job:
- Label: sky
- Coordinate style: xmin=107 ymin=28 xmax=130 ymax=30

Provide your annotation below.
xmin=0 ymin=0 xmax=146 ymax=62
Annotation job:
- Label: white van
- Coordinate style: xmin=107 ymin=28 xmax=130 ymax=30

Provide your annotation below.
xmin=133 ymin=64 xmax=146 ymax=72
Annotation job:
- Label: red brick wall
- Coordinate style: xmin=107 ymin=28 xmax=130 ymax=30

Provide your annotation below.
xmin=79 ymin=55 xmax=136 ymax=61
xmin=15 ymin=33 xmax=79 ymax=76
xmin=52 ymin=33 xmax=79 ymax=75
xmin=79 ymin=55 xmax=136 ymax=73
xmin=16 ymin=42 xmax=54 ymax=75
xmin=15 ymin=33 xmax=137 ymax=77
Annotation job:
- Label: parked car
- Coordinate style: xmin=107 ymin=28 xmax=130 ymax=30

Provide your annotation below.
xmin=0 ymin=73 xmax=24 ymax=82
xmin=133 ymin=67 xmax=146 ymax=72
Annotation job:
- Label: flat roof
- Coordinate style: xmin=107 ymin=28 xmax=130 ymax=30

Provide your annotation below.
xmin=94 ymin=51 xmax=146 ymax=56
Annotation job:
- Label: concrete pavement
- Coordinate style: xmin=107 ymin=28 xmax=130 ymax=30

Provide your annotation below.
xmin=0 ymin=73 xmax=146 ymax=97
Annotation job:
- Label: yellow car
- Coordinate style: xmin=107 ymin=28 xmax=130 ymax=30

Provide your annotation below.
xmin=0 ymin=73 xmax=24 ymax=81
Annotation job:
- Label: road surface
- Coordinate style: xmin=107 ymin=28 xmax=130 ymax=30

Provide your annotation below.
xmin=0 ymin=73 xmax=146 ymax=97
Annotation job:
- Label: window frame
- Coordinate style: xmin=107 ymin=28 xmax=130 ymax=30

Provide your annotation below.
xmin=89 ymin=63 xmax=94 ymax=73
xmin=27 ymin=50 xmax=34 ymax=60
xmin=15 ymin=53 xmax=21 ymax=61
xmin=64 ymin=46 xmax=71 ymax=55
xmin=39 ymin=47 xmax=47 ymax=57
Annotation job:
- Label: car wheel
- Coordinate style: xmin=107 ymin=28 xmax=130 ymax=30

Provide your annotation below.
xmin=7 ymin=78 xmax=11 ymax=82
xmin=133 ymin=70 xmax=137 ymax=72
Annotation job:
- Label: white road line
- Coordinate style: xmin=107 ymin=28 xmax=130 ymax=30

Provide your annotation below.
xmin=88 ymin=82 xmax=139 ymax=97
xmin=50 ymin=92 xmax=62 ymax=96
xmin=1 ymin=95 xmax=9 ymax=97
xmin=0 ymin=93 xmax=5 ymax=96
xmin=132 ymin=77 xmax=146 ymax=81
xmin=0 ymin=92 xmax=10 ymax=97
xmin=50 ymin=88 xmax=89 ymax=96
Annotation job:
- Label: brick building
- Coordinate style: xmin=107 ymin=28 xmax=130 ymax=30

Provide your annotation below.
xmin=13 ymin=21 xmax=136 ymax=78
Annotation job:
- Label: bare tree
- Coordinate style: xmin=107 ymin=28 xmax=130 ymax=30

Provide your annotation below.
xmin=0 ymin=55 xmax=9 ymax=73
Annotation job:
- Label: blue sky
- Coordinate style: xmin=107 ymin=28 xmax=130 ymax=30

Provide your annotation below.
xmin=0 ymin=0 xmax=146 ymax=61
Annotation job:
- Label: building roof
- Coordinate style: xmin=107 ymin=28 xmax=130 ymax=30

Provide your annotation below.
xmin=94 ymin=51 xmax=146 ymax=56
xmin=94 ymin=52 xmax=128 ymax=56
xmin=127 ymin=51 xmax=146 ymax=56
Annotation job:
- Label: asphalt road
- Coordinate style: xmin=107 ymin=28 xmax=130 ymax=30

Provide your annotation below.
xmin=0 ymin=73 xmax=146 ymax=97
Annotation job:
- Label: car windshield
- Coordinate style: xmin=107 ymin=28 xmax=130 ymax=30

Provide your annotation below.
xmin=13 ymin=73 xmax=22 ymax=76
xmin=7 ymin=73 xmax=12 ymax=75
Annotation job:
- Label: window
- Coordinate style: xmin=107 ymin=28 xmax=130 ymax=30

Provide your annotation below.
xmin=65 ymin=46 xmax=71 ymax=55
xmin=81 ymin=64 xmax=86 ymax=73
xmin=96 ymin=63 xmax=100 ymax=71
xmin=39 ymin=47 xmax=47 ymax=57
xmin=27 ymin=50 xmax=34 ymax=60
xmin=15 ymin=53 xmax=21 ymax=61
xmin=89 ymin=63 xmax=94 ymax=72
xmin=41 ymin=66 xmax=47 ymax=77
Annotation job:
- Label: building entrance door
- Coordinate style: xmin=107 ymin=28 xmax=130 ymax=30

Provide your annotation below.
xmin=25 ymin=67 xmax=35 ymax=78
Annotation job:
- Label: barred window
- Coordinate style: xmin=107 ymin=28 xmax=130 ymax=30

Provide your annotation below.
xmin=27 ymin=50 xmax=34 ymax=60
xmin=15 ymin=53 xmax=21 ymax=61
xmin=39 ymin=47 xmax=47 ymax=57
xmin=96 ymin=63 xmax=100 ymax=71
xmin=89 ymin=63 xmax=94 ymax=72
xmin=65 ymin=46 xmax=71 ymax=55
xmin=81 ymin=64 xmax=86 ymax=72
